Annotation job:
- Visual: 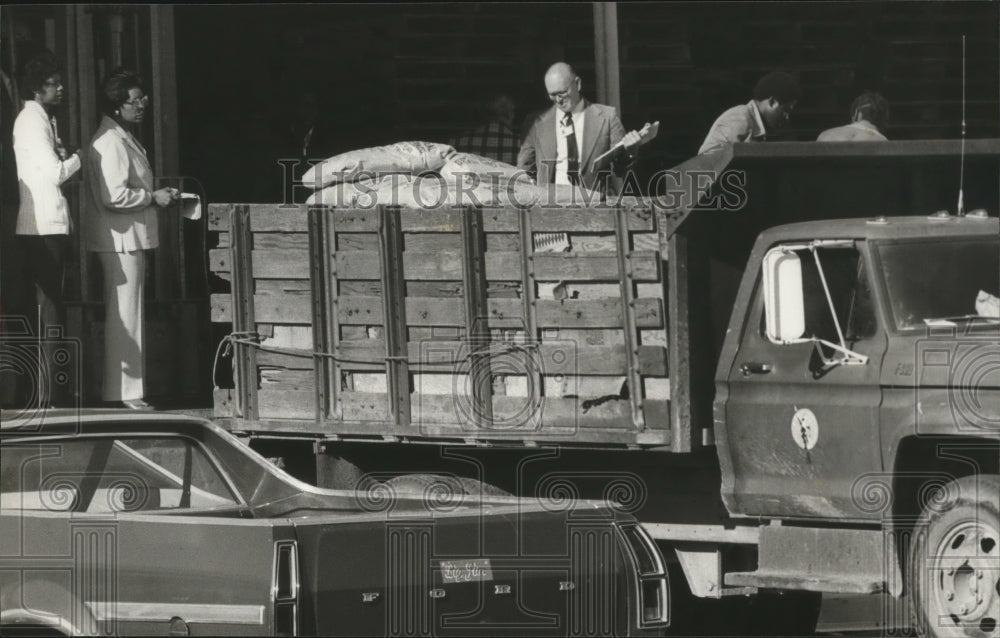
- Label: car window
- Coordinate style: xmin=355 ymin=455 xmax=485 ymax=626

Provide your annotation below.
xmin=1 ymin=437 xmax=240 ymax=513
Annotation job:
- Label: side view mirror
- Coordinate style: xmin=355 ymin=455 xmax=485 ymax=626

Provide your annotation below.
xmin=762 ymin=248 xmax=806 ymax=343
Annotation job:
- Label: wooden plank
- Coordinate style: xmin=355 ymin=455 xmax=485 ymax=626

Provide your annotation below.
xmin=533 ymin=251 xmax=659 ymax=281
xmin=338 ymin=392 xmax=670 ymax=431
xmin=338 ymin=233 xmax=379 ymax=251
xmin=340 ymin=297 xmax=467 ymax=326
xmin=211 ymin=294 xmax=312 ymax=324
xmin=214 ymin=293 xmax=662 ymax=329
xmin=407 ymin=281 xmax=465 ymax=297
xmin=257 ymin=350 xmax=314 ymax=370
xmin=404 ymin=233 xmax=460 ymax=252
xmin=208 ymin=248 xmax=230 ymax=274
xmin=341 ymin=281 xmax=383 ymax=296
xmin=253 ymin=233 xmax=310 ymax=249
xmin=210 ymin=249 xmax=310 ymax=279
xmin=341 ymin=391 xmax=390 ymax=421
xmin=251 ymin=341 xmax=666 ymax=376
xmin=208 ymin=203 xmax=234 ymax=231
xmin=534 ymin=298 xmax=662 ymax=329
xmin=479 ymin=208 xmax=655 ymax=233
xmin=214 ymin=388 xmax=236 ymax=418
xmin=257 ymin=389 xmax=316 ymax=420
xmin=400 ymin=232 xmax=518 ymax=253
xmin=209 ymin=203 xmax=309 ymax=232
xmin=260 ymin=369 xmax=316 ymax=386
xmin=399 ymin=209 xmax=463 ymax=232
xmin=329 ymin=208 xmax=380 ymax=232
xmin=335 ymin=340 xmax=667 ymax=376
xmin=211 ymin=204 xmax=655 ymax=234
xmin=254 ymin=280 xmax=311 ymax=295
xmin=334 ymin=250 xmax=659 ymax=282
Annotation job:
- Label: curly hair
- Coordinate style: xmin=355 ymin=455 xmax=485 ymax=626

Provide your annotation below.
xmin=851 ymin=91 xmax=890 ymax=132
xmin=100 ymin=67 xmax=145 ymax=117
xmin=753 ymin=70 xmax=802 ymax=106
xmin=19 ymin=53 xmax=61 ymax=100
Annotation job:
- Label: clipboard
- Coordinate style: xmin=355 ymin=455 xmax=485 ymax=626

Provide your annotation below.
xmin=594 ymin=121 xmax=659 ymax=164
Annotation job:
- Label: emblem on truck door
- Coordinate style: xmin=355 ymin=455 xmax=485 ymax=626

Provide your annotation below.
xmin=791 ymin=408 xmax=819 ymax=452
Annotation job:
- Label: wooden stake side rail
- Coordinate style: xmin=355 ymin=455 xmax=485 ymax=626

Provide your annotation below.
xmin=209 ymin=203 xmax=673 ymax=448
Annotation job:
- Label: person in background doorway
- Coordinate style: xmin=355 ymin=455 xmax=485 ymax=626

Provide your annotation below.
xmin=12 ymin=53 xmax=82 ymax=407
xmin=817 ymin=91 xmax=890 ymax=141
xmin=84 ymin=68 xmax=179 ymax=410
xmin=451 ymin=92 xmax=522 ymax=166
xmin=698 ymin=70 xmax=801 ymax=155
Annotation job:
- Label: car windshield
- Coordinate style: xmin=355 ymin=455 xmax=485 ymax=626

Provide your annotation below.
xmin=878 ymin=237 xmax=1000 ymax=330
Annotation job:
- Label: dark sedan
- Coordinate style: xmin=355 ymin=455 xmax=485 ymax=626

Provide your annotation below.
xmin=0 ymin=410 xmax=668 ymax=636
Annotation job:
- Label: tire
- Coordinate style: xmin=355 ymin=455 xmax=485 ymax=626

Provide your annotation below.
xmin=908 ymin=474 xmax=1000 ymax=638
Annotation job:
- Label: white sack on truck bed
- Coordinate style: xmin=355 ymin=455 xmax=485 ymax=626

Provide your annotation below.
xmin=302 ymin=141 xmax=456 ymax=190
xmin=438 ymin=152 xmax=532 ymax=187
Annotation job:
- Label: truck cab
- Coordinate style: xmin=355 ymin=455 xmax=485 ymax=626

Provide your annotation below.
xmin=716 ymin=213 xmax=999 ymax=521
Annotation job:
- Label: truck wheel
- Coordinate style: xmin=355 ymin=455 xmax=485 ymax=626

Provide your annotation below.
xmin=908 ymin=474 xmax=999 ymax=638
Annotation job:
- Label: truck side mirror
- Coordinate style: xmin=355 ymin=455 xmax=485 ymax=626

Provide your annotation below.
xmin=762 ymin=248 xmax=806 ymax=343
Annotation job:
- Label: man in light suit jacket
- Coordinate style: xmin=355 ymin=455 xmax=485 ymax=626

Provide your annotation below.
xmin=518 ymin=63 xmax=641 ymax=196
xmin=13 ymin=54 xmax=81 ymax=407
xmin=84 ymin=68 xmax=177 ymax=408
xmin=698 ymin=70 xmax=801 ymax=155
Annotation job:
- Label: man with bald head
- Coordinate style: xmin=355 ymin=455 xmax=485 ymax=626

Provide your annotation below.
xmin=518 ymin=62 xmax=641 ymax=195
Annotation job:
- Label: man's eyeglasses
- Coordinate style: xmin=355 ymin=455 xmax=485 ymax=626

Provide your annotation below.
xmin=548 ymin=90 xmax=571 ymax=102
xmin=123 ymin=96 xmax=150 ymax=108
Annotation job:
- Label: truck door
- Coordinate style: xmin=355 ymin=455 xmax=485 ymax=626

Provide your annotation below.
xmin=722 ymin=241 xmax=888 ymax=520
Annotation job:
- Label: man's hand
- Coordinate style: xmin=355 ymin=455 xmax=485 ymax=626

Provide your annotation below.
xmin=56 ymin=142 xmax=75 ymax=161
xmin=621 ymin=130 xmax=642 ymax=151
xmin=152 ymin=187 xmax=179 ymax=207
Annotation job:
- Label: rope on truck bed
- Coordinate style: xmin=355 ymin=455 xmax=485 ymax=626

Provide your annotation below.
xmin=213 ymin=330 xmax=541 ymax=383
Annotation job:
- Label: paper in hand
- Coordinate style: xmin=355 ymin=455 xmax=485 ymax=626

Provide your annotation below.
xmin=180 ymin=192 xmax=201 ymax=221
xmin=976 ymin=290 xmax=1000 ymax=318
xmin=594 ymin=121 xmax=660 ymax=164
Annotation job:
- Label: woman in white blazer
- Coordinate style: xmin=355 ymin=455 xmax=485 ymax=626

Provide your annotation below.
xmin=84 ymin=68 xmax=178 ymax=409
xmin=13 ymin=54 xmax=81 ymax=407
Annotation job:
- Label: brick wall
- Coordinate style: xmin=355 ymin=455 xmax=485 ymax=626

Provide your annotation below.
xmin=176 ymin=3 xmax=998 ymax=200
xmin=618 ymin=1 xmax=1000 ymax=176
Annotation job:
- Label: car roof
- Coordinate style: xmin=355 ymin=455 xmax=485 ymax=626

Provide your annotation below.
xmin=758 ymin=214 xmax=999 ymax=245
xmin=0 ymin=408 xmax=212 ymax=435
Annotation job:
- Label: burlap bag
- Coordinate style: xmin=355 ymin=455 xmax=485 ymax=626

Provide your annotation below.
xmin=302 ymin=141 xmax=455 ymax=190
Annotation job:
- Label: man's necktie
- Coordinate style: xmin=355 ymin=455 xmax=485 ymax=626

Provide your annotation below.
xmin=563 ymin=113 xmax=579 ymax=185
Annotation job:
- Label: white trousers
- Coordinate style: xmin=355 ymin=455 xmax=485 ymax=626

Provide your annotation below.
xmin=98 ymin=250 xmax=145 ymax=401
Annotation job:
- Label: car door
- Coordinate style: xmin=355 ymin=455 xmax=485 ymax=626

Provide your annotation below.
xmin=1 ymin=435 xmax=283 ymax=636
xmin=721 ymin=241 xmax=888 ymax=520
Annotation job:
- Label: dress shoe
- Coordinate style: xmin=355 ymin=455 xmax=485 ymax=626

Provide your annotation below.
xmin=122 ymin=398 xmax=152 ymax=410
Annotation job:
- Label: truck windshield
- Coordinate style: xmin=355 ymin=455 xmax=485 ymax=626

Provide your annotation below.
xmin=878 ymin=237 xmax=1000 ymax=330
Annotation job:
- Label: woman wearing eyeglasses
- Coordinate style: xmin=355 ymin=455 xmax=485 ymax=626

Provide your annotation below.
xmin=83 ymin=68 xmax=178 ymax=409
